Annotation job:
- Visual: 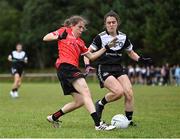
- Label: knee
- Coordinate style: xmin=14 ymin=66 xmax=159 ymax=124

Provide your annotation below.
xmin=18 ymin=81 xmax=21 ymax=87
xmin=14 ymin=79 xmax=20 ymax=85
xmin=113 ymin=88 xmax=124 ymax=99
xmin=74 ymin=100 xmax=84 ymax=108
xmin=82 ymin=88 xmax=92 ymax=98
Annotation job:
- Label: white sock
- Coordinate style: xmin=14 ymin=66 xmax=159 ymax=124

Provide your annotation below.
xmin=98 ymin=101 xmax=104 ymax=106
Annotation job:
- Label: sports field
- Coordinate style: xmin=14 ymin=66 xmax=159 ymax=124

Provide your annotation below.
xmin=0 ymin=82 xmax=180 ymax=138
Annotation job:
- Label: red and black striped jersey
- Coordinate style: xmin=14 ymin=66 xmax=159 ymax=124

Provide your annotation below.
xmin=52 ymin=27 xmax=88 ymax=68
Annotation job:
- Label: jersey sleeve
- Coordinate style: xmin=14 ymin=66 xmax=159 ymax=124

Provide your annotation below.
xmin=90 ymin=35 xmax=102 ymax=51
xmin=124 ymin=36 xmax=133 ymax=51
xmin=51 ymin=27 xmax=66 ymax=36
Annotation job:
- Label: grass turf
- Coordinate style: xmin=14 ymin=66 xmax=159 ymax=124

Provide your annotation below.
xmin=0 ymin=82 xmax=180 ymax=138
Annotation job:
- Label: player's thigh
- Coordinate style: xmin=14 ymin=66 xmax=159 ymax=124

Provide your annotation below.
xmin=104 ymin=76 xmax=124 ymax=94
xmin=14 ymin=73 xmax=21 ymax=81
xmin=72 ymin=78 xmax=91 ymax=97
xmin=117 ymin=75 xmax=133 ymax=95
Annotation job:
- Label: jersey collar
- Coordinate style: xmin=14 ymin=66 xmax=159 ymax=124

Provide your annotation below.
xmin=105 ymin=29 xmax=119 ymax=35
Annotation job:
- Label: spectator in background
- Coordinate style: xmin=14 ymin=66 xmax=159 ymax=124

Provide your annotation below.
xmin=164 ymin=63 xmax=170 ymax=85
xmin=141 ymin=66 xmax=147 ymax=85
xmin=170 ymin=65 xmax=176 ymax=85
xmin=175 ymin=64 xmax=180 ymax=86
xmin=128 ymin=65 xmax=135 ymax=84
xmin=160 ymin=65 xmax=166 ymax=85
xmin=134 ymin=64 xmax=141 ymax=84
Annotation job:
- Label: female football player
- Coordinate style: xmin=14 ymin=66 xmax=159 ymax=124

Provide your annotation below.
xmin=43 ymin=15 xmax=117 ymax=130
xmin=84 ymin=10 xmax=152 ymax=126
xmin=8 ymin=43 xmax=28 ymax=98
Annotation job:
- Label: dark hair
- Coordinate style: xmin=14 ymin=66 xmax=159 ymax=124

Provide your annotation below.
xmin=104 ymin=10 xmax=121 ymax=27
xmin=63 ymin=15 xmax=88 ymax=28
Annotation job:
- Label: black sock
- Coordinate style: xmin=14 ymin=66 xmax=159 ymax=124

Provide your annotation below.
xmin=12 ymin=88 xmax=18 ymax=92
xmin=52 ymin=109 xmax=64 ymax=121
xmin=125 ymin=111 xmax=133 ymax=121
xmin=101 ymin=97 xmax=108 ymax=106
xmin=91 ymin=112 xmax=100 ymax=126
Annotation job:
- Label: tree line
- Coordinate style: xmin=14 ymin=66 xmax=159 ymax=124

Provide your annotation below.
xmin=0 ymin=0 xmax=179 ymax=72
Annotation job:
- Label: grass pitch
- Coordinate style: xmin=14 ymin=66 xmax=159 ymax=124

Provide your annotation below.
xmin=0 ymin=82 xmax=180 ymax=138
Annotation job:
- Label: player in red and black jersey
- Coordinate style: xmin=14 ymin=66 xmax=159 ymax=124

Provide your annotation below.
xmin=43 ymin=15 xmax=117 ymax=130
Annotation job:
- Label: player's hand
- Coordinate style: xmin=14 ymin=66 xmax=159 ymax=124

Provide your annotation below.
xmin=85 ymin=64 xmax=95 ymax=75
xmin=105 ymin=37 xmax=118 ymax=50
xmin=138 ymin=57 xmax=152 ymax=65
xmin=58 ymin=29 xmax=68 ymax=40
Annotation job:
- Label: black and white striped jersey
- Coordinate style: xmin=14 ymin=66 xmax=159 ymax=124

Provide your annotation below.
xmin=9 ymin=50 xmax=28 ymax=68
xmin=90 ymin=30 xmax=133 ymax=65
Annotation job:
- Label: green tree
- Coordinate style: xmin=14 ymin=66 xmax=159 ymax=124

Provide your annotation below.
xmin=20 ymin=0 xmax=67 ymax=69
xmin=0 ymin=0 xmax=21 ymax=72
xmin=144 ymin=0 xmax=180 ymax=65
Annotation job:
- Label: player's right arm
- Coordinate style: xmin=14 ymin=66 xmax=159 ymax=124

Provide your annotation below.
xmin=8 ymin=54 xmax=12 ymax=62
xmin=43 ymin=29 xmax=67 ymax=42
xmin=43 ymin=32 xmax=58 ymax=41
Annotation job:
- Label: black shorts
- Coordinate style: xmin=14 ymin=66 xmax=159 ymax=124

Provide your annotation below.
xmin=11 ymin=66 xmax=24 ymax=77
xmin=97 ymin=64 xmax=128 ymax=88
xmin=57 ymin=63 xmax=85 ymax=95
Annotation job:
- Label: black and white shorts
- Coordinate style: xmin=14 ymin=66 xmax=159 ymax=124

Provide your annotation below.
xmin=57 ymin=63 xmax=85 ymax=95
xmin=97 ymin=64 xmax=128 ymax=88
xmin=11 ymin=66 xmax=24 ymax=77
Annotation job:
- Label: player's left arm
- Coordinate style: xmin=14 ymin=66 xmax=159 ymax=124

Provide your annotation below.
xmin=127 ymin=50 xmax=152 ymax=64
xmin=127 ymin=50 xmax=140 ymax=62
xmin=24 ymin=57 xmax=28 ymax=64
xmin=125 ymin=36 xmax=152 ymax=64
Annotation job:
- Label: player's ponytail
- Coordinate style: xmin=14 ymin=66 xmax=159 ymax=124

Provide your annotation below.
xmin=64 ymin=18 xmax=71 ymax=27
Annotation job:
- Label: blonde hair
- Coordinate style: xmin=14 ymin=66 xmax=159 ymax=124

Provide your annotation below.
xmin=63 ymin=15 xmax=88 ymax=28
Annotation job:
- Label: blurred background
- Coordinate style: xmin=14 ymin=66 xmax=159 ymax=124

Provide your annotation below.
xmin=0 ymin=0 xmax=180 ymax=85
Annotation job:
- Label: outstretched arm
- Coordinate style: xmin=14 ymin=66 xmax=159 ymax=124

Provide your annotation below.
xmin=43 ymin=29 xmax=67 ymax=41
xmin=84 ymin=47 xmax=93 ymax=65
xmin=127 ymin=50 xmax=140 ymax=62
xmin=43 ymin=33 xmax=58 ymax=41
xmin=85 ymin=37 xmax=118 ymax=61
xmin=85 ymin=47 xmax=106 ymax=61
xmin=83 ymin=47 xmax=95 ymax=74
xmin=127 ymin=50 xmax=152 ymax=65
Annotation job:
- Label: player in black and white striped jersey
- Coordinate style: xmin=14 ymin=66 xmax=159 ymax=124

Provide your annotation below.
xmin=84 ymin=10 xmax=152 ymax=126
xmin=8 ymin=43 xmax=28 ymax=98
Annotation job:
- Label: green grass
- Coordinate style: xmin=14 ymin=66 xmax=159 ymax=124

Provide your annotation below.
xmin=0 ymin=82 xmax=180 ymax=138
